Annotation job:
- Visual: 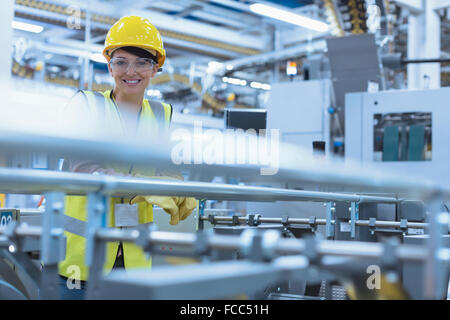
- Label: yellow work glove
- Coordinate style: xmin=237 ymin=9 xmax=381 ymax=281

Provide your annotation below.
xmin=178 ymin=197 xmax=198 ymax=221
xmin=131 ymin=195 xmax=181 ymax=225
xmin=130 ymin=195 xmax=197 ymax=225
xmin=130 ymin=175 xmax=198 ymax=225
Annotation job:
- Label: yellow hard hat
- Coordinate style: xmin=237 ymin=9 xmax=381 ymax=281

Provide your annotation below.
xmin=103 ymin=15 xmax=166 ymax=68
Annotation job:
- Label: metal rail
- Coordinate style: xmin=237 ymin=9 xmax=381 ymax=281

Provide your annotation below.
xmin=0 ymin=131 xmax=448 ymax=299
xmin=0 ymin=129 xmax=448 ymax=198
xmin=0 ymin=223 xmax=432 ymax=263
xmin=0 ymin=167 xmax=401 ymax=203
xmin=200 ymin=215 xmax=436 ymax=230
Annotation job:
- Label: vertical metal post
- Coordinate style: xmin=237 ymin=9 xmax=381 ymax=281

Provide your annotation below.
xmin=82 ymin=7 xmax=92 ymax=90
xmin=407 ymin=2 xmax=440 ymax=89
xmin=85 ymin=192 xmax=107 ymax=268
xmin=197 ymin=199 xmax=206 ymax=231
xmin=85 ymin=191 xmax=108 ymax=299
xmin=40 ymin=191 xmax=66 ymax=300
xmin=326 ymin=202 xmax=335 ymax=239
xmin=271 ymin=25 xmax=281 ymax=83
xmin=350 ymin=202 xmax=358 ymax=240
xmin=0 ymin=0 xmax=13 ymax=92
xmin=424 ymin=197 xmax=449 ymax=299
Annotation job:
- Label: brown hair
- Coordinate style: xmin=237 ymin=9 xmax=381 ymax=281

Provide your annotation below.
xmin=111 ymin=46 xmax=158 ymax=64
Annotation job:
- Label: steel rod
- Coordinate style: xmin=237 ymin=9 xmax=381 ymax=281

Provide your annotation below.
xmin=356 ymin=220 xmax=428 ymax=229
xmin=0 ymin=224 xmax=429 ymax=261
xmin=201 ymin=215 xmax=447 ymax=231
xmin=202 ymin=216 xmax=328 ymax=225
xmin=0 ymin=130 xmax=447 ymax=198
xmin=0 ymin=224 xmax=43 ymax=238
xmin=0 ymin=168 xmax=401 ymax=203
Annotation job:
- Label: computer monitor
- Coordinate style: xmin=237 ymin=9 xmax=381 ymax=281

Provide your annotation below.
xmin=224 ymin=109 xmax=267 ymax=133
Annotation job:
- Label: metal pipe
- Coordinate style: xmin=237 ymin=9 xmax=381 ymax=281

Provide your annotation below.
xmin=96 ymin=229 xmax=429 ymax=262
xmin=356 ymin=220 xmax=428 ymax=229
xmin=403 ymin=58 xmax=450 ymax=64
xmin=0 ymin=224 xmax=43 ymax=238
xmin=0 ymin=223 xmax=429 ymax=262
xmin=0 ymin=235 xmax=9 ymax=247
xmin=207 ymin=234 xmax=242 ymax=251
xmin=0 ymin=131 xmax=446 ymax=198
xmin=202 ymin=215 xmax=442 ymax=231
xmin=0 ymin=168 xmax=401 ymax=203
xmin=202 ymin=216 xmax=328 ymax=225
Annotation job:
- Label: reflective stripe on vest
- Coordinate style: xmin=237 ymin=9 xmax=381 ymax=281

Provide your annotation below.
xmin=63 ymin=214 xmax=153 ymax=237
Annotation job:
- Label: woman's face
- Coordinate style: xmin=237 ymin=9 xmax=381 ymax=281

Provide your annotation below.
xmin=108 ymin=48 xmax=158 ymax=96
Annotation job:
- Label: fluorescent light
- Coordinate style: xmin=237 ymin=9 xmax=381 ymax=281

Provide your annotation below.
xmin=207 ymin=61 xmax=223 ymax=73
xmin=250 ymin=81 xmax=271 ymax=90
xmin=12 ymin=20 xmax=44 ymax=33
xmin=222 ymin=76 xmax=247 ymax=86
xmin=250 ymin=81 xmax=262 ymax=89
xmin=249 ymin=3 xmax=329 ymax=32
xmin=90 ymin=53 xmax=107 ymax=64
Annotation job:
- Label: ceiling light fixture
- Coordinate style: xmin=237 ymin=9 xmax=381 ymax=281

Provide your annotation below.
xmin=12 ymin=20 xmax=44 ymax=33
xmin=249 ymin=3 xmax=329 ymax=32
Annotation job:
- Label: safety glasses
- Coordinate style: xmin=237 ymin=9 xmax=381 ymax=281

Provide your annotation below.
xmin=109 ymin=57 xmax=157 ymax=73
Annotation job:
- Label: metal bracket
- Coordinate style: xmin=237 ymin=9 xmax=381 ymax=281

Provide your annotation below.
xmin=135 ymin=223 xmax=157 ymax=257
xmin=325 ymin=202 xmax=335 ymax=239
xmin=197 ymin=199 xmax=206 ymax=231
xmin=369 ymin=217 xmax=377 ymax=235
xmin=281 ymin=216 xmax=293 ymax=237
xmin=208 ymin=215 xmax=216 ymax=225
xmin=399 ymin=219 xmax=408 ymax=235
xmin=231 ymin=215 xmax=240 ymax=226
xmin=309 ymin=216 xmax=317 ymax=233
xmin=248 ymin=214 xmax=261 ymax=227
xmin=281 ymin=215 xmax=289 ymax=227
xmin=350 ymin=202 xmax=358 ymax=240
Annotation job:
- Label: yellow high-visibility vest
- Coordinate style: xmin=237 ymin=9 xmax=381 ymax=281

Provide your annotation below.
xmin=58 ymin=90 xmax=172 ymax=281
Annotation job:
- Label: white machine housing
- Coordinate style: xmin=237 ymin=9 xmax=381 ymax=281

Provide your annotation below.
xmin=266 ymin=80 xmax=331 ymax=154
xmin=345 ymin=87 xmax=450 ymax=189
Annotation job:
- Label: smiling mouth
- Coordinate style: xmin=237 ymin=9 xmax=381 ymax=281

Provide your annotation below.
xmin=123 ymin=79 xmax=141 ymax=84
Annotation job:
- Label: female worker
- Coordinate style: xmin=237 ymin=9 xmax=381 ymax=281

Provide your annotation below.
xmin=58 ymin=15 xmax=196 ymax=299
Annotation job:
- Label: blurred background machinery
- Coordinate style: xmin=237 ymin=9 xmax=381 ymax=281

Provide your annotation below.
xmin=1 ymin=0 xmax=448 ymax=153
xmin=0 ymin=0 xmax=449 ymax=301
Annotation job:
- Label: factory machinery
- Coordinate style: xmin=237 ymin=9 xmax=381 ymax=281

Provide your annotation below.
xmin=0 ymin=130 xmax=449 ymax=300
